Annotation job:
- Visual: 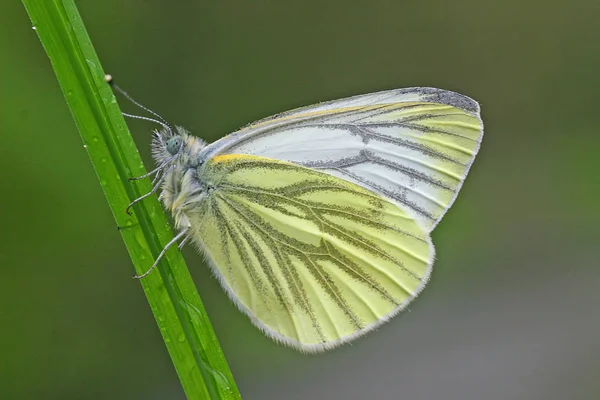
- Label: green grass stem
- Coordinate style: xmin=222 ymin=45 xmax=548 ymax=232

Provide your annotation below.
xmin=21 ymin=1 xmax=241 ymax=398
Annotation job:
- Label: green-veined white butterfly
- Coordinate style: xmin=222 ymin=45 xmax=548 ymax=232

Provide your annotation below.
xmin=123 ymin=85 xmax=483 ymax=352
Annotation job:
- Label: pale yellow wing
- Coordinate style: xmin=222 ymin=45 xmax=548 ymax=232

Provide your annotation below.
xmin=202 ymin=87 xmax=483 ymax=232
xmin=192 ymin=154 xmax=434 ymax=352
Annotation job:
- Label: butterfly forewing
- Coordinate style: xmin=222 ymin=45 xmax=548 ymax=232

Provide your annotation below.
xmin=202 ymin=87 xmax=483 ymax=232
xmin=193 ymin=154 xmax=433 ymax=351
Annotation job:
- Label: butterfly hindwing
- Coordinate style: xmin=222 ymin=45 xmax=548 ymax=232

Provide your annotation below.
xmin=192 ymin=154 xmax=433 ymax=351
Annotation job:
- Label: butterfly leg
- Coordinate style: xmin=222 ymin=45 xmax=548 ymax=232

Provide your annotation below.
xmin=129 ymin=164 xmax=164 ymax=181
xmin=125 ymin=171 xmax=168 ymax=215
xmin=133 ymin=228 xmax=190 ymax=279
xmin=129 ymin=155 xmax=175 ymax=181
xmin=178 ymin=235 xmax=191 ymax=250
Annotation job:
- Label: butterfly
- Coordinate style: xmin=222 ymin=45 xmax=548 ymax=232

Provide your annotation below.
xmin=126 ymin=87 xmax=483 ymax=352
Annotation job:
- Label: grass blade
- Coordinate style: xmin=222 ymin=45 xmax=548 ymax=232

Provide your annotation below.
xmin=21 ymin=1 xmax=241 ymax=398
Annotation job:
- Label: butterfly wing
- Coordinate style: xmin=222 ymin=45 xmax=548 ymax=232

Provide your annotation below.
xmin=202 ymin=87 xmax=483 ymax=231
xmin=193 ymin=154 xmax=433 ymax=352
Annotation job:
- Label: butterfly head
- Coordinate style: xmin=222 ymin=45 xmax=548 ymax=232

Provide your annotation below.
xmin=152 ymin=126 xmax=185 ymax=164
xmin=152 ymin=126 xmax=207 ymax=165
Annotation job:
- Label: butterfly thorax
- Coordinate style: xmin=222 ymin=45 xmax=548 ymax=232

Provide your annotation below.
xmin=152 ymin=127 xmax=209 ymax=230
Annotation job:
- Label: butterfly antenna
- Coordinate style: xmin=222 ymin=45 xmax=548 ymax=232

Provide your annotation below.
xmin=121 ymin=112 xmax=173 ymax=133
xmin=105 ymin=74 xmax=175 ymax=134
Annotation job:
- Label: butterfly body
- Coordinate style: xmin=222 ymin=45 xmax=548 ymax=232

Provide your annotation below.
xmin=141 ymin=87 xmax=483 ymax=352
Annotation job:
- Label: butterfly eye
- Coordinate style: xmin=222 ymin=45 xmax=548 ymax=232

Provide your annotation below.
xmin=166 ymin=136 xmax=183 ymax=155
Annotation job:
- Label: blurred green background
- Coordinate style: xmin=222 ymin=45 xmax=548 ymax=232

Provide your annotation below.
xmin=2 ymin=0 xmax=600 ymax=399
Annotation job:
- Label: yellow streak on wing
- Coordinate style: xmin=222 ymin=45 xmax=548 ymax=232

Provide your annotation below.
xmin=211 ymin=153 xmax=261 ymax=164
